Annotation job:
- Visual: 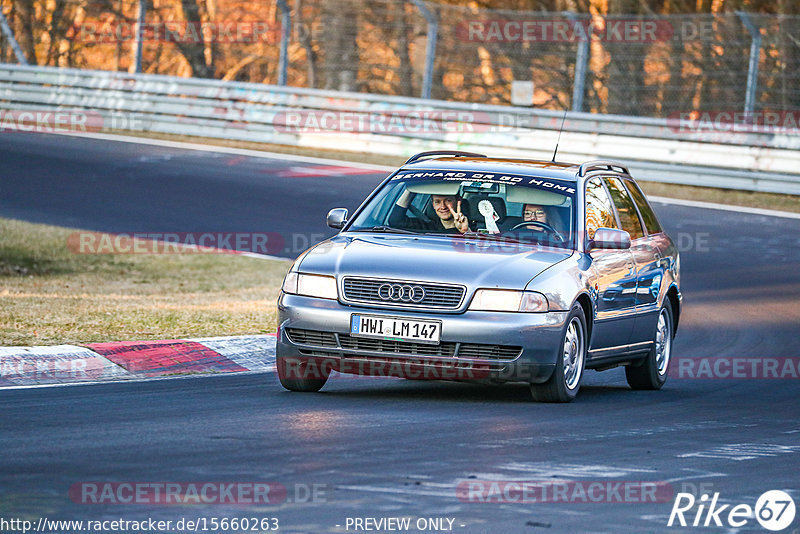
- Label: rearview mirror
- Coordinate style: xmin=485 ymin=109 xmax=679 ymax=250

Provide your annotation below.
xmin=589 ymin=228 xmax=631 ymax=251
xmin=326 ymin=208 xmax=348 ymax=229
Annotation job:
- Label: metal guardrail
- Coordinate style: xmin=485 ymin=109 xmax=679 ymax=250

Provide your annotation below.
xmin=1 ymin=64 xmax=799 ymax=195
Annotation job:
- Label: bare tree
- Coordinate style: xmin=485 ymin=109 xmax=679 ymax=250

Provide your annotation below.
xmin=320 ymin=0 xmax=359 ymax=91
xmin=776 ymin=0 xmax=799 ymax=110
xmin=295 ymin=0 xmax=317 ymax=88
xmin=170 ymin=0 xmax=215 ymax=78
xmin=11 ymin=0 xmax=37 ymax=64
xmin=604 ymin=0 xmax=659 ymax=115
xmin=391 ymin=2 xmax=414 ymax=97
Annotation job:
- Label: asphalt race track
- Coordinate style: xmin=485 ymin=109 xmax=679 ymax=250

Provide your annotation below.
xmin=1 ymin=132 xmax=800 ymax=533
xmin=0 ymin=133 xmax=380 ymax=258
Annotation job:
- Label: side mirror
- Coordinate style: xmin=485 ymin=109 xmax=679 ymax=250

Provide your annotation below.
xmin=326 ymin=208 xmax=348 ymax=229
xmin=589 ymin=228 xmax=631 ymax=251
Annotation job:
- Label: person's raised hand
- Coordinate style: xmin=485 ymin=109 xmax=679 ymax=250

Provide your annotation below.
xmin=449 ymin=200 xmax=469 ymax=233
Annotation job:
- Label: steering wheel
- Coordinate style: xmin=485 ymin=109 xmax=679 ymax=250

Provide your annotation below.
xmin=407 ymin=203 xmax=432 ymax=223
xmin=507 ymin=221 xmax=565 ymax=242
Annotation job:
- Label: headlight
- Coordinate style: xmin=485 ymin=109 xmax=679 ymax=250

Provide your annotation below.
xmin=281 ymin=272 xmax=299 ymax=294
xmin=519 ymin=291 xmax=549 ymax=312
xmin=469 ymin=289 xmax=548 ymax=312
xmin=282 ymin=272 xmax=338 ymax=300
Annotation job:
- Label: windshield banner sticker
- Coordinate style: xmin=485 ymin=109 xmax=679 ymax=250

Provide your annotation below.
xmin=394 ymin=171 xmax=576 ymax=194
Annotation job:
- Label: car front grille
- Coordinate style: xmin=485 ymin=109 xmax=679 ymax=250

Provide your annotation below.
xmin=284 ymin=329 xmax=337 ymax=347
xmin=285 ymin=329 xmax=521 ymax=361
xmin=339 ymin=334 xmax=456 ymax=357
xmin=342 ymin=277 xmax=465 ymax=309
xmin=458 ymin=344 xmax=523 ymax=360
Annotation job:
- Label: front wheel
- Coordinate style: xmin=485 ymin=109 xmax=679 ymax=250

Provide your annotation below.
xmin=277 ymin=356 xmax=330 ymax=392
xmin=625 ymin=300 xmax=674 ymax=390
xmin=530 ymin=304 xmax=587 ymax=403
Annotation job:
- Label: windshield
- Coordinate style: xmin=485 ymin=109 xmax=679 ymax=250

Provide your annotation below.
xmin=348 ymin=170 xmax=577 ymax=249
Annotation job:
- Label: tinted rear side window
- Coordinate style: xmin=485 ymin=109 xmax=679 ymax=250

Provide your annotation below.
xmin=603 ymin=177 xmax=645 ymax=240
xmin=585 ymin=177 xmax=619 ymax=239
xmin=624 ymin=179 xmax=662 ymax=235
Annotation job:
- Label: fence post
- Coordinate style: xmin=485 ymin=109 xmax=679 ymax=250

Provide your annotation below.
xmin=737 ymin=11 xmax=760 ymax=117
xmin=0 ymin=7 xmax=28 ymax=64
xmin=276 ymin=0 xmax=290 ymax=86
xmin=566 ymin=12 xmax=588 ymax=113
xmin=410 ymin=0 xmax=437 ymax=100
xmin=133 ymin=0 xmax=145 ymax=73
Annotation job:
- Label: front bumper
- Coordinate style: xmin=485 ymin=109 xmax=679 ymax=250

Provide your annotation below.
xmin=276 ymin=293 xmax=568 ymax=384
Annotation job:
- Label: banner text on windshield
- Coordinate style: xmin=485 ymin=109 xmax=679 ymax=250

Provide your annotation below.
xmin=394 ymin=171 xmax=576 ymax=194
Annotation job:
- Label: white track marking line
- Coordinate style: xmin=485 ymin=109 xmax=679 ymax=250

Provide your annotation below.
xmin=648 ymin=196 xmax=800 ymax=220
xmin=53 ymin=131 xmax=395 ymax=171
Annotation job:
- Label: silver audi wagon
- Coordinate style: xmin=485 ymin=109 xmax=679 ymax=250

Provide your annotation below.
xmin=276 ymin=151 xmax=681 ymax=402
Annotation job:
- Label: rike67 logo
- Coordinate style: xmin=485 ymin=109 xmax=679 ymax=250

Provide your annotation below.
xmin=668 ymin=490 xmax=796 ymax=531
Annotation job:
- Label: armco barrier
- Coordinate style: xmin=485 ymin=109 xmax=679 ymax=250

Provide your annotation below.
xmin=1 ymin=64 xmax=799 ymax=195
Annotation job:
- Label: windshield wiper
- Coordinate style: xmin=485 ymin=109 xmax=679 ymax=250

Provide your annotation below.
xmin=354 ymin=226 xmax=420 ymax=235
xmin=423 ymin=231 xmax=522 ymax=244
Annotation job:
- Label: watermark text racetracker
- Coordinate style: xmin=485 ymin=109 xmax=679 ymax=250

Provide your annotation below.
xmin=273 ymin=109 xmax=601 ymax=134
xmin=458 ymin=17 xmax=740 ymax=43
xmin=448 ymin=231 xmax=710 ymax=254
xmin=74 ymin=21 xmax=281 ymax=44
xmin=670 ymin=357 xmax=800 ymax=380
xmin=0 ymin=110 xmax=150 ymax=133
xmin=67 ymin=231 xmax=328 ymax=257
xmin=70 ymin=481 xmax=326 ymax=505
xmin=458 ymin=18 xmax=673 ymax=43
xmin=278 ymin=356 xmax=498 ymax=382
xmin=0 ymin=110 xmax=101 ymax=133
xmin=669 ymin=110 xmax=800 ymax=134
xmin=457 ymin=480 xmax=673 ymax=503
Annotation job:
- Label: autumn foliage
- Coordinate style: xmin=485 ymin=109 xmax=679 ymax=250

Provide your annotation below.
xmin=1 ymin=0 xmax=798 ymax=116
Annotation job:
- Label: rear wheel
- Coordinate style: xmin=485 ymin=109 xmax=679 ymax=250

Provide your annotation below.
xmin=626 ymin=300 xmax=673 ymax=390
xmin=277 ymin=357 xmax=330 ymax=392
xmin=530 ymin=304 xmax=587 ymax=403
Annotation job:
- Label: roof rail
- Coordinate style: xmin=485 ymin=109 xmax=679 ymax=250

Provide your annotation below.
xmin=404 ymin=150 xmax=486 ymax=165
xmin=577 ymin=160 xmax=630 ymax=177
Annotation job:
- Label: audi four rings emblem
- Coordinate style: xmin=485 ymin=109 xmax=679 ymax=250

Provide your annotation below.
xmin=378 ymin=283 xmax=426 ymax=303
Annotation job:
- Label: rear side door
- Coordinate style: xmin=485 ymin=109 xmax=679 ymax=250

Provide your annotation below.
xmin=624 ymin=178 xmax=672 ymax=343
xmin=584 ymin=177 xmax=638 ymax=352
xmin=603 ymin=176 xmax=663 ymax=347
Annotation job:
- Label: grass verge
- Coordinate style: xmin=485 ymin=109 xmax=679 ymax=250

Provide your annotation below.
xmin=0 ymin=217 xmax=289 ymax=346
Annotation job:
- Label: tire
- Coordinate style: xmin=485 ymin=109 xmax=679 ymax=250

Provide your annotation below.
xmin=530 ymin=304 xmax=587 ymax=403
xmin=626 ymin=299 xmax=674 ymax=390
xmin=277 ymin=356 xmax=330 ymax=392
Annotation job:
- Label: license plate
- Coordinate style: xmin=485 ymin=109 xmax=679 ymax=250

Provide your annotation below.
xmin=350 ymin=315 xmax=441 ymax=344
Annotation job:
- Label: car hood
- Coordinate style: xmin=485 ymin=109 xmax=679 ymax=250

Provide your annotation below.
xmin=297 ymin=233 xmax=573 ymax=290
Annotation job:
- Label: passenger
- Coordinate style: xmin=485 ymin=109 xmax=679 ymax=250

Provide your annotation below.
xmin=431 ymin=195 xmax=470 ymax=233
xmin=391 ymin=191 xmax=471 ymax=234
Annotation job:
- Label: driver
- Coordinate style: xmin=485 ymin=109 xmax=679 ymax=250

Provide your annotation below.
xmin=517 ymin=203 xmax=564 ymax=243
xmin=523 ymin=204 xmax=549 ymax=224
